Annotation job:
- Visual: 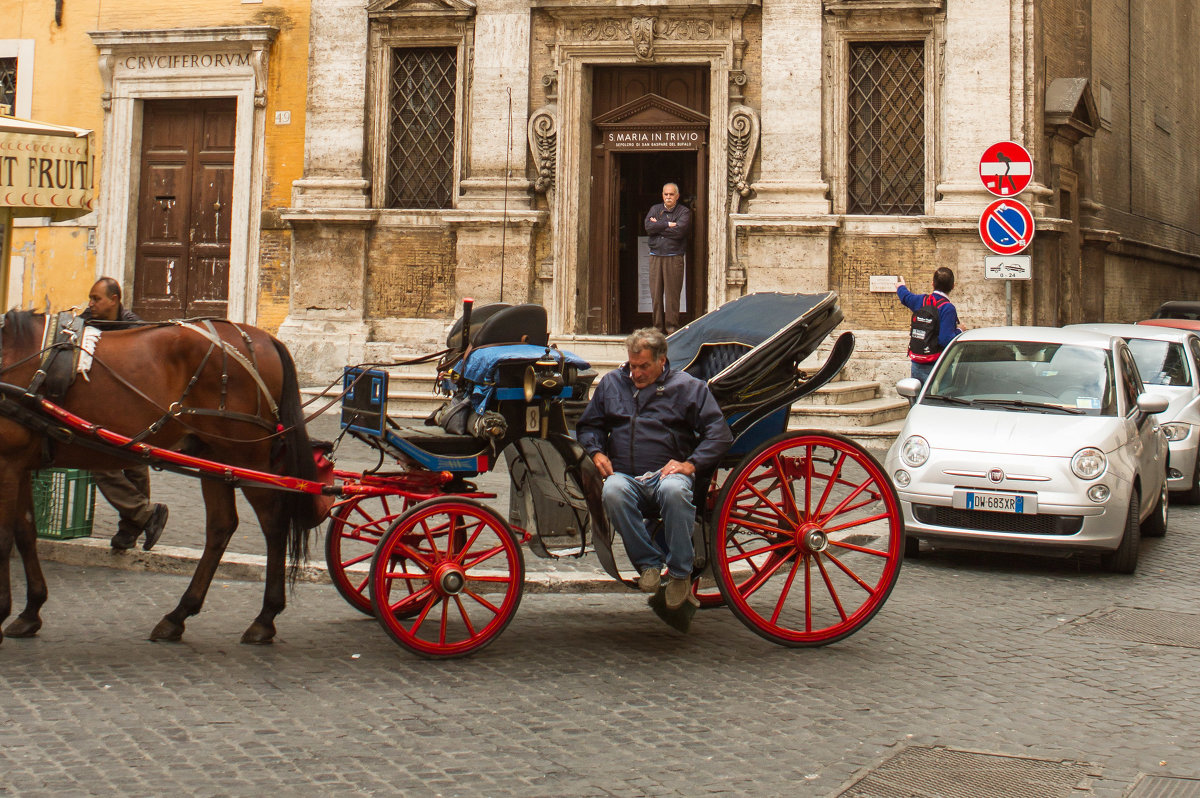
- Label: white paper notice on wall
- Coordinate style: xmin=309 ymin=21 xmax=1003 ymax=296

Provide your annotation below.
xmin=869 ymin=275 xmax=901 ymax=293
xmin=637 ymin=237 xmax=687 ymax=313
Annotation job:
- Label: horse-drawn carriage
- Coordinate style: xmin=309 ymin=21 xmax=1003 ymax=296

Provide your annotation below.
xmin=0 ymin=292 xmax=903 ymax=659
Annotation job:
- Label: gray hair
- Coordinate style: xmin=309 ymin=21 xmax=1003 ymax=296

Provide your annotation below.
xmin=626 ymin=327 xmax=668 ymax=361
xmin=662 ymin=182 xmax=679 ymax=194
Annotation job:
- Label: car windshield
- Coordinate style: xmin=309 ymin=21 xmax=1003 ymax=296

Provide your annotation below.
xmin=922 ymin=341 xmax=1117 ymax=416
xmin=1125 ymin=338 xmax=1191 ymax=386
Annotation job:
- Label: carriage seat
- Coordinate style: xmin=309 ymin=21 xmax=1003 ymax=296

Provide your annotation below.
xmin=445 ymin=303 xmax=549 ymax=349
xmin=681 ymin=342 xmax=753 ymax=382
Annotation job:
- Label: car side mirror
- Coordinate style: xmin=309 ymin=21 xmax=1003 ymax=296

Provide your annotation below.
xmin=1137 ymin=393 xmax=1169 ymax=415
xmin=896 ymin=378 xmax=923 ymax=398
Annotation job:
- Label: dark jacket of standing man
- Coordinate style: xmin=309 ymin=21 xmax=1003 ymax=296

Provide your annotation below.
xmin=81 ymin=276 xmax=170 ymax=551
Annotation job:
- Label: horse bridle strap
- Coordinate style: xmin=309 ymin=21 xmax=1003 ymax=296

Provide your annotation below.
xmin=176 ymin=321 xmax=278 ymax=417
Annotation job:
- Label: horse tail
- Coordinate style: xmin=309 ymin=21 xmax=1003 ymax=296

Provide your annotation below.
xmin=269 ymin=336 xmax=321 ymax=578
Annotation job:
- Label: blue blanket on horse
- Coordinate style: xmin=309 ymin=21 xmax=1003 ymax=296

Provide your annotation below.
xmin=453 ymin=344 xmax=590 ymax=413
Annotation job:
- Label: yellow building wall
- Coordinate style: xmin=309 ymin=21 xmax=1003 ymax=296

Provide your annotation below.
xmin=1 ymin=0 xmax=308 ymax=328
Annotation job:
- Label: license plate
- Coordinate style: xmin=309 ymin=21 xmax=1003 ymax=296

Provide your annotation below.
xmin=525 ymin=405 xmax=540 ymax=433
xmin=953 ymin=490 xmax=1037 ymax=514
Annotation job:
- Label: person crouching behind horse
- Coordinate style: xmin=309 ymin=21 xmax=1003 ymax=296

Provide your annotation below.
xmin=576 ymin=328 xmax=732 ymax=611
xmin=81 ymin=277 xmax=169 ymax=551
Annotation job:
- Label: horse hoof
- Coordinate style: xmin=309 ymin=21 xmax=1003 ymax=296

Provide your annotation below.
xmin=4 ymin=616 xmax=42 ymax=638
xmin=149 ymin=618 xmax=184 ymax=642
xmin=240 ymin=623 xmax=275 ymax=645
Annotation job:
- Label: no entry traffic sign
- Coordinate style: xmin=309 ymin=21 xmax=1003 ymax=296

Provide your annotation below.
xmin=979 ymin=199 xmax=1034 ymax=255
xmin=979 ymin=141 xmax=1033 ymax=197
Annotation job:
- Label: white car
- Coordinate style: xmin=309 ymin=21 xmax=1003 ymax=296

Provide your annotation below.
xmin=885 ymin=327 xmax=1169 ymax=573
xmin=1071 ymin=323 xmax=1200 ymax=501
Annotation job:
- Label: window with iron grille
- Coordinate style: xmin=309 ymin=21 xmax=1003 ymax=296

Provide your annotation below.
xmin=387 ymin=47 xmax=457 ymax=210
xmin=847 ymin=42 xmax=925 ymax=215
xmin=0 ymin=57 xmax=16 ymax=115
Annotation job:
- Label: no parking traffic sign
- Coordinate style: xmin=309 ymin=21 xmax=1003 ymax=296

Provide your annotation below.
xmin=979 ymin=141 xmax=1033 ymax=197
xmin=979 ymin=199 xmax=1035 ymax=255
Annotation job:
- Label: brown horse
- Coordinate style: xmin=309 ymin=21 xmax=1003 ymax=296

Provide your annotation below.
xmin=0 ymin=309 xmax=325 ymax=646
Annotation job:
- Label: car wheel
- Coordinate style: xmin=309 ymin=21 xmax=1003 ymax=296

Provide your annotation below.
xmin=1180 ymin=454 xmax=1200 ymax=505
xmin=1101 ymin=491 xmax=1141 ymax=574
xmin=1142 ymin=471 xmax=1168 ymax=538
xmin=904 ymin=535 xmax=920 ymax=559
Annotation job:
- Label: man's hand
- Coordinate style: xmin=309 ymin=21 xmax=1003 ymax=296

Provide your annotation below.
xmin=649 ymin=216 xmax=658 ymax=223
xmin=661 ymin=459 xmax=695 ymax=477
xmin=592 ymin=452 xmax=614 ymax=478
xmin=667 ymin=221 xmax=677 ymax=227
xmin=896 ymin=275 xmax=905 ymax=288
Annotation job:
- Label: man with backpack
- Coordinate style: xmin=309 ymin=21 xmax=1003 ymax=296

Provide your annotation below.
xmin=896 ymin=267 xmax=964 ymax=386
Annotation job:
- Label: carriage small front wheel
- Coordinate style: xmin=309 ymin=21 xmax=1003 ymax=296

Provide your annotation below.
xmin=326 ymin=494 xmax=412 ymax=616
xmin=711 ymin=431 xmax=903 ymax=647
xmin=368 ymin=497 xmax=525 ymax=658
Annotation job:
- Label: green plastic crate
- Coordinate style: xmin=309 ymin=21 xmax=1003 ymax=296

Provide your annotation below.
xmin=32 ymin=468 xmax=96 ymax=540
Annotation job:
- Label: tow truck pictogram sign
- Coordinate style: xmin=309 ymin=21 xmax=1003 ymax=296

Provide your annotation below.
xmin=979 ymin=199 xmax=1035 ymax=255
xmin=979 ymin=141 xmax=1033 ymax=197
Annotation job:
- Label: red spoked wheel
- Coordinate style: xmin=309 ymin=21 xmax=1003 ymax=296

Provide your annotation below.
xmin=712 ymin=431 xmax=903 ymax=647
xmin=326 ymin=494 xmax=414 ymax=616
xmin=368 ymin=497 xmax=525 ymax=658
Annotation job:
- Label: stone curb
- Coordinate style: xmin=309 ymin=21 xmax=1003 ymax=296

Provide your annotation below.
xmin=35 ymin=536 xmax=630 ymax=594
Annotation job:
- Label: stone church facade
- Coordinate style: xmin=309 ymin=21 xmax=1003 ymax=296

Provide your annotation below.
xmin=278 ymin=0 xmax=1200 ymax=381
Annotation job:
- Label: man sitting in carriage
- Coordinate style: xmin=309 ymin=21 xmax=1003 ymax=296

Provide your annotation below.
xmin=576 ymin=328 xmax=732 ymax=611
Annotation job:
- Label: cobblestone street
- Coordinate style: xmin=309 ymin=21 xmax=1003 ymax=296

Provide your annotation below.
xmin=5 ymin=490 xmax=1200 ymax=795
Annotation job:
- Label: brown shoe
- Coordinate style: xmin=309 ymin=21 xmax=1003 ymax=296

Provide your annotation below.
xmin=638 ymin=567 xmax=662 ymax=594
xmin=664 ymin=576 xmax=691 ymax=610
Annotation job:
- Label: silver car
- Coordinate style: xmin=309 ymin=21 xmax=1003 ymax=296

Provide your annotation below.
xmin=1071 ymin=323 xmax=1200 ymax=501
xmin=885 ymin=327 xmax=1169 ymax=573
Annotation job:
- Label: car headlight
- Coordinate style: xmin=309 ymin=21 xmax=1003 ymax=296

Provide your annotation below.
xmin=900 ymin=435 xmax=930 ymax=468
xmin=1162 ymin=422 xmax=1191 ymax=442
xmin=894 ymin=470 xmax=911 ymax=487
xmin=1071 ymin=447 xmax=1107 ymax=480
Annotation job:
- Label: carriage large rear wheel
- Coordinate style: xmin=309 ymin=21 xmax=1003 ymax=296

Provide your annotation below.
xmin=711 ymin=431 xmax=903 ymax=647
xmin=326 ymin=494 xmax=414 ymax=616
xmin=368 ymin=497 xmax=525 ymax=658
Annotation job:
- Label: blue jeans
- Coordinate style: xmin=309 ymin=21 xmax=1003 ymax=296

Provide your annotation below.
xmin=601 ymin=471 xmax=695 ymax=579
xmin=910 ymin=359 xmax=935 ymax=384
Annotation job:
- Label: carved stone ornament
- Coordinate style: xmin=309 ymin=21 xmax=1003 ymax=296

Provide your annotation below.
xmin=632 ymin=16 xmax=655 ymax=61
xmin=366 ymin=0 xmax=476 ymax=16
xmin=571 ymin=17 xmax=718 ymax=43
xmin=528 ymin=105 xmax=558 ymax=194
xmin=727 ymin=104 xmax=760 ymax=200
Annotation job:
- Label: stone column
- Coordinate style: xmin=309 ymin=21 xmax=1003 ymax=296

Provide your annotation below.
xmin=279 ymin=0 xmax=373 ymax=382
xmin=458 ymin=0 xmax=532 ymax=210
xmin=454 ymin=0 xmax=542 ymax=306
xmin=747 ymin=0 xmax=828 ymax=214
xmin=933 ymin=0 xmax=1019 ymax=217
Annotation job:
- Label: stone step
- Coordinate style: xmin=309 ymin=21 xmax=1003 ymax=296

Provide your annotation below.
xmin=794 ymin=380 xmax=880 ymax=406
xmin=786 ymin=396 xmax=910 ymax=429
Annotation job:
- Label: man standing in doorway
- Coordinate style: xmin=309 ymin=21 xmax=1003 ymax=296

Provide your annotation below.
xmin=644 ymin=182 xmax=691 ymax=335
xmin=81 ymin=277 xmax=170 ymax=551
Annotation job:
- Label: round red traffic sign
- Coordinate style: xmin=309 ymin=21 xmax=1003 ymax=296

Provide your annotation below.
xmin=979 ymin=141 xmax=1033 ymax=197
xmin=979 ymin=199 xmax=1035 ymax=255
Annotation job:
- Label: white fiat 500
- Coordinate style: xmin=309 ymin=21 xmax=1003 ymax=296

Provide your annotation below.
xmin=1071 ymin=323 xmax=1200 ymax=502
xmin=886 ymin=327 xmax=1169 ymax=573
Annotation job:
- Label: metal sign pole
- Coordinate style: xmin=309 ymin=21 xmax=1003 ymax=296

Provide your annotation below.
xmin=1006 ymin=279 xmax=1012 ymax=326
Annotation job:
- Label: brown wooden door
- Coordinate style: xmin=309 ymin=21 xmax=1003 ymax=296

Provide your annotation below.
xmin=589 ymin=67 xmax=709 ymax=334
xmin=134 ymin=98 xmax=236 ymax=321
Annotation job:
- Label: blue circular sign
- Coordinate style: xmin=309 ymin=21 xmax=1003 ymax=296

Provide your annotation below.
xmin=979 ymin=199 xmax=1035 ymax=255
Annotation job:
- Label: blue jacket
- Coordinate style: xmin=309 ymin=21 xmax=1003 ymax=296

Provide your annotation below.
xmin=897 ymin=285 xmax=960 ymax=356
xmin=576 ymin=361 xmax=732 ymax=476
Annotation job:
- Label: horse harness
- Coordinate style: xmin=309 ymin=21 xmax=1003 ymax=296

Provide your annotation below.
xmin=11 ymin=313 xmax=281 ymax=444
